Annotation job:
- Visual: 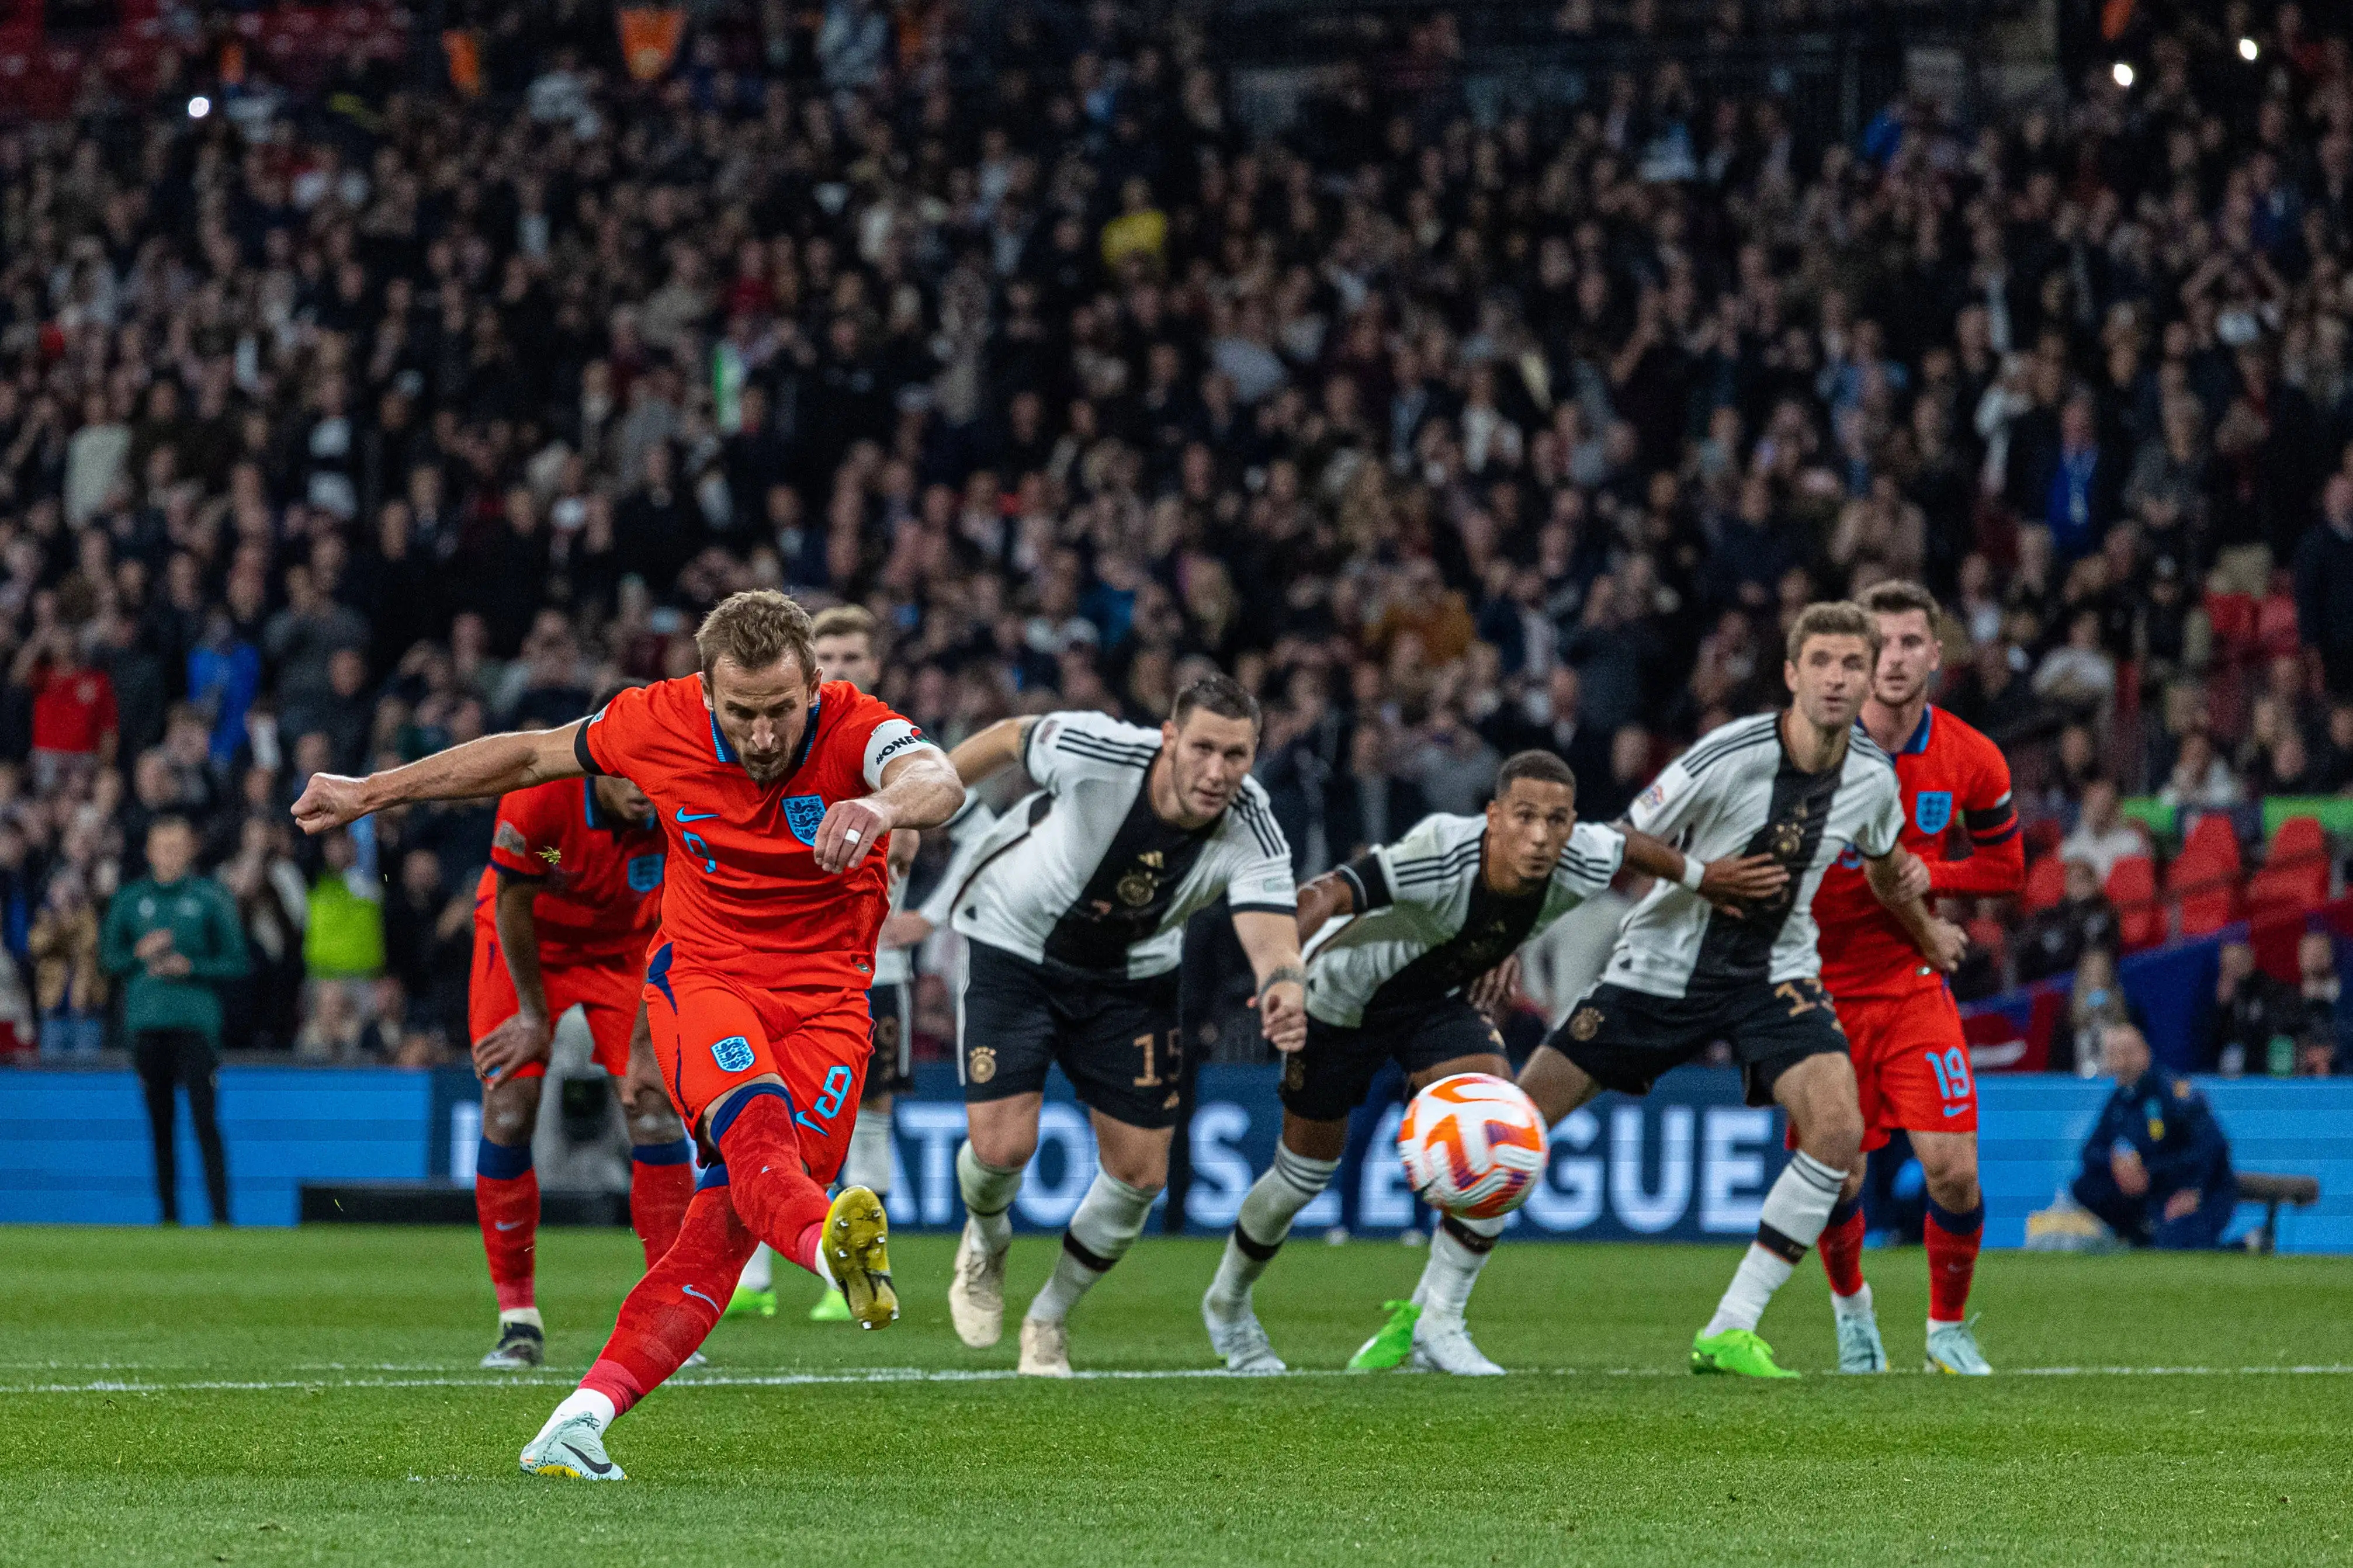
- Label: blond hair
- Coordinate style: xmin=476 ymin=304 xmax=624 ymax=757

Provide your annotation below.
xmin=809 ymin=603 xmax=879 ymax=648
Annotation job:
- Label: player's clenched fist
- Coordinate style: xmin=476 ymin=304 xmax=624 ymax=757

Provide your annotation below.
xmin=812 ymin=795 xmax=893 ymax=873
xmin=1254 ymin=974 xmax=1308 ymax=1053
xmin=292 ymin=772 xmax=370 ymax=834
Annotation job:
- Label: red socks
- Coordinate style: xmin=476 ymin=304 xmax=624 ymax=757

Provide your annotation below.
xmin=711 ymin=1088 xmax=833 ymax=1272
xmin=1817 ymin=1195 xmax=1866 ymax=1298
xmin=1926 ymin=1197 xmax=1984 ymax=1323
xmin=474 ymin=1139 xmax=539 ymax=1312
xmin=628 ymin=1141 xmax=696 ymax=1269
xmin=580 ymin=1184 xmax=760 ymax=1418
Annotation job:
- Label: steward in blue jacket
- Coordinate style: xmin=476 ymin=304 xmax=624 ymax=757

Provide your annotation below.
xmin=2072 ymin=1022 xmax=2237 ymax=1249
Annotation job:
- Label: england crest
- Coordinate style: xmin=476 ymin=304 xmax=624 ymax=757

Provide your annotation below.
xmin=783 ymin=794 xmax=827 ymax=845
xmin=1914 ymin=790 xmax=1953 ymax=835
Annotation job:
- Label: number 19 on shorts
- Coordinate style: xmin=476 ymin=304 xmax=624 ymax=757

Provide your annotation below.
xmin=1924 ymin=1045 xmax=1973 ymax=1110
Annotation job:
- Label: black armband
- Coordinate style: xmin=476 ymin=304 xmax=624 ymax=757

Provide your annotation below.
xmin=574 ymin=722 xmax=605 ymax=776
xmin=1336 ymin=852 xmax=1391 ymax=912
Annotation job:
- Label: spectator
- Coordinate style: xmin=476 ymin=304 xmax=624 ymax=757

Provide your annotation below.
xmin=300 ymin=831 xmax=384 ymax=1054
xmin=2016 ymin=859 xmax=2120 ymax=984
xmin=2061 ymin=946 xmax=2133 ymax=1077
xmin=2295 ymin=932 xmax=2350 ymax=1077
xmin=2293 ymin=474 xmax=2353 ymax=696
xmin=27 ymin=866 xmax=105 ymax=1058
xmin=15 ymin=627 xmax=118 ymax=792
xmin=2058 ymin=782 xmax=2148 ymax=882
xmin=2071 ymin=1022 xmax=2237 ymax=1250
xmin=2156 ymin=731 xmax=2243 ymax=815
xmin=99 ymin=818 xmax=249 ymax=1225
xmin=2204 ymin=940 xmax=2305 ymax=1077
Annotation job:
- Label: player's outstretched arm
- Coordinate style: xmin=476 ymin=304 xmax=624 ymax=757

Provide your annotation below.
xmin=944 ymin=716 xmax=1036 ymax=788
xmin=1864 ymin=848 xmax=1968 ymax=972
xmin=1618 ymin=829 xmax=1788 ymax=918
xmin=291 ymin=723 xmax=587 ymax=835
xmin=1233 ymin=909 xmax=1308 ymax=1054
xmin=810 ymin=748 xmax=965 ymax=873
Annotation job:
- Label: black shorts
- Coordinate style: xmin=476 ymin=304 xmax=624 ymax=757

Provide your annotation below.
xmin=1551 ymin=977 xmax=1848 ymax=1106
xmin=865 ymin=981 xmax=913 ymax=1096
xmin=1280 ymin=999 xmax=1507 ymax=1123
xmin=956 ymin=942 xmax=1184 ymax=1130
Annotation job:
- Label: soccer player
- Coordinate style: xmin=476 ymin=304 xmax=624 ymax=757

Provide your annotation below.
xmin=292 ymin=590 xmax=963 ymax=1479
xmin=1807 ymin=580 xmax=2022 ymax=1375
xmin=1385 ymin=602 xmax=1966 ymax=1379
xmin=467 ymin=750 xmax=689 ymax=1367
xmin=940 ymin=677 xmax=1306 ymax=1376
xmin=1201 ymin=750 xmax=1791 ymax=1375
xmin=729 ymin=603 xmax=924 ymax=1323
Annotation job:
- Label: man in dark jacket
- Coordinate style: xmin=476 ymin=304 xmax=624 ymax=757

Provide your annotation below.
xmin=2203 ymin=939 xmax=2306 ymax=1076
xmin=2292 ymin=473 xmax=2353 ymax=696
xmin=2072 ymin=1022 xmax=2237 ymax=1249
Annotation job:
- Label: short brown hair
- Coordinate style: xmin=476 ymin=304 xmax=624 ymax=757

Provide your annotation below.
xmin=1785 ymin=600 xmax=1881 ymax=665
xmin=696 ymin=590 xmax=817 ymax=681
xmin=1496 ymin=749 xmax=1577 ymax=796
xmin=809 ymin=603 xmax=879 ymax=648
xmin=1857 ymin=578 xmax=1939 ymax=626
xmin=1170 ymin=672 xmax=1261 ymax=731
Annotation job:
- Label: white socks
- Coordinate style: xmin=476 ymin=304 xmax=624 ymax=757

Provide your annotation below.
xmin=1027 ymin=1171 xmax=1155 ymax=1326
xmin=1832 ymin=1281 xmax=1875 ymax=1321
xmin=1704 ymin=1151 xmax=1847 ymax=1337
xmin=957 ymin=1140 xmax=1023 ymax=1255
xmin=1207 ymin=1145 xmax=1341 ymax=1312
xmin=500 ymin=1306 xmax=544 ymax=1331
xmin=843 ymin=1110 xmax=895 ymax=1195
xmin=539 ymin=1386 xmax=616 ymax=1439
xmin=738 ymin=1243 xmax=774 ymax=1293
xmin=1415 ymin=1212 xmax=1506 ymax=1321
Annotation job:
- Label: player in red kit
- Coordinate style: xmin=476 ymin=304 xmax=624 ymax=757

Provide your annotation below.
xmin=292 ymin=591 xmax=964 ymax=1479
xmin=467 ymin=751 xmax=695 ymax=1371
xmin=1809 ymin=581 xmax=2022 ymax=1375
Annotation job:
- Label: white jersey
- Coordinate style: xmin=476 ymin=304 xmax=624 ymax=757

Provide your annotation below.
xmin=872 ymin=793 xmax=1002 ymax=984
xmin=1306 ymin=813 xmax=1625 ymax=1028
xmin=1603 ymin=710 xmax=1903 ymax=1000
xmin=949 ymin=710 xmax=1297 ymax=980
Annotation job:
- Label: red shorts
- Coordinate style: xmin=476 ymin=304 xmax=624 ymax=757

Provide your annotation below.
xmin=1836 ymin=984 xmax=1976 ymax=1151
xmin=469 ymin=917 xmax=645 ymax=1079
xmin=642 ymin=941 xmax=871 ymax=1187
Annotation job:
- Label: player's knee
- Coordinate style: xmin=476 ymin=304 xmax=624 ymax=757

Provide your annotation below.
xmin=1802 ymin=1113 xmax=1863 ymax=1174
xmin=1920 ymin=1147 xmax=1981 ymax=1205
xmin=967 ymin=1125 xmax=1037 ymax=1171
xmin=481 ymin=1084 xmax=538 ymax=1145
xmin=1281 ymin=1115 xmax=1348 ymax=1163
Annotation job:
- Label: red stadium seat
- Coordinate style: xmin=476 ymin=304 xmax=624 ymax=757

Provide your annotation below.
xmin=2268 ymin=814 xmax=2326 ymax=869
xmin=2166 ymin=834 xmax=2243 ymax=937
xmin=2022 ymin=855 xmax=2066 ymax=914
xmin=2247 ymin=861 xmax=2326 ymax=917
xmin=2106 ymin=855 xmax=2166 ymax=950
xmin=2181 ymin=813 xmax=2241 ymax=877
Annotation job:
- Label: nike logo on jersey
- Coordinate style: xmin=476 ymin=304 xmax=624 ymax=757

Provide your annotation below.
xmin=682 ymin=1283 xmax=719 ymax=1309
xmin=1945 ymin=1105 xmax=1969 ymax=1117
xmin=675 ymin=809 xmax=718 ymax=823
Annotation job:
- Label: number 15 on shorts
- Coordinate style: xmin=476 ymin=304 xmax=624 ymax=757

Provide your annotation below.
xmin=1924 ymin=1045 xmax=1973 ymax=1113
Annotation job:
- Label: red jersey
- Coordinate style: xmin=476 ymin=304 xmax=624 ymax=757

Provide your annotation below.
xmin=1814 ymin=705 xmax=2023 ymax=1000
xmin=575 ymin=675 xmax=931 ymax=990
xmin=32 ymin=666 xmax=116 ymax=754
xmin=474 ymin=775 xmax=667 ymax=965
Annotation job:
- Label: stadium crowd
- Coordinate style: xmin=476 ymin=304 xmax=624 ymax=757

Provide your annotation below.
xmin=0 ymin=0 xmax=2350 ymax=1076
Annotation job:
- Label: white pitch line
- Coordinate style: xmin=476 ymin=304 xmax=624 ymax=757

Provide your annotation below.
xmin=6 ymin=1364 xmax=2353 ymax=1395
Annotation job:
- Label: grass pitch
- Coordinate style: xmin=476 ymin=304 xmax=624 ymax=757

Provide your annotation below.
xmin=2 ymin=1226 xmax=2348 ymax=1566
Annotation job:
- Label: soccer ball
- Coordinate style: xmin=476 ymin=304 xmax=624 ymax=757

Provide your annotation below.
xmin=1396 ymin=1073 xmax=1550 ymax=1220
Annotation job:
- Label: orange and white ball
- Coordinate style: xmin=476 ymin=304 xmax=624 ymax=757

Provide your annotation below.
xmin=1396 ymin=1072 xmax=1550 ymax=1220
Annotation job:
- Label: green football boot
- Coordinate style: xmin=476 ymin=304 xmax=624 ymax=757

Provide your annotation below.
xmin=1346 ymin=1300 xmax=1422 ymax=1371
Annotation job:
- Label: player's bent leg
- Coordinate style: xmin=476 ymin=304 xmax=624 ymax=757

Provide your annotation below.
xmin=1018 ymin=1112 xmax=1168 ymax=1378
xmin=952 ymin=1094 xmax=1040 ymax=1349
xmin=476 ymin=1071 xmax=545 ymax=1368
xmin=1517 ymin=1042 xmax=1603 ymax=1125
xmin=706 ymin=1082 xmax=858 ymax=1289
xmin=617 ymin=1001 xmax=695 ymax=1269
xmin=1395 ymin=1052 xmax=1514 ymax=1376
xmin=1204 ymin=1112 xmax=1345 ymax=1374
xmin=522 ymin=1177 xmax=762 ymax=1479
xmin=1913 ymin=1128 xmax=1990 ymax=1373
xmin=1694 ymin=1052 xmax=1859 ymax=1379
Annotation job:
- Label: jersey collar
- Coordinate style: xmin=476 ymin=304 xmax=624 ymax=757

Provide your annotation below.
xmin=1852 ymin=707 xmax=1934 ymax=755
xmin=706 ymin=696 xmax=824 ymax=779
xmin=580 ymin=778 xmax=650 ymax=834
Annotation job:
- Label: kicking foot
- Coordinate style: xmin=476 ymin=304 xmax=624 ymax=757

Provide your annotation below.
xmin=1692 ymin=1327 xmax=1798 ymax=1378
xmin=1344 ymin=1299 xmax=1421 ymax=1372
xmin=948 ymin=1226 xmax=1009 ymax=1348
xmin=1925 ymin=1318 xmax=1992 ymax=1375
xmin=725 ymin=1286 xmax=777 ymax=1319
xmin=519 ymin=1415 xmax=624 ymax=1481
xmin=1835 ymin=1309 xmax=1888 ymax=1373
xmin=480 ymin=1321 xmax=544 ymax=1370
xmin=1017 ymin=1317 xmax=1072 ymax=1378
xmin=822 ymin=1186 xmax=897 ymax=1330
xmin=1201 ymin=1292 xmax=1285 ymax=1375
xmin=809 ymin=1288 xmax=853 ymax=1323
xmin=1408 ymin=1316 xmax=1505 ymax=1376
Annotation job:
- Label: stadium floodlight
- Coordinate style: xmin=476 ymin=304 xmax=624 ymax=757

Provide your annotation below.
xmin=2111 ymin=61 xmax=2134 ymax=88
xmin=188 ymin=95 xmax=210 ymax=119
xmin=2238 ymin=37 xmax=2259 ymax=61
